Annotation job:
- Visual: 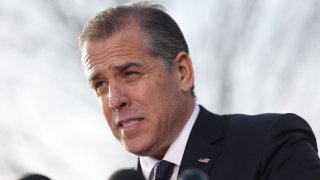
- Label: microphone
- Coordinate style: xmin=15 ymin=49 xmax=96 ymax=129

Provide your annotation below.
xmin=108 ymin=169 xmax=145 ymax=180
xmin=178 ymin=169 xmax=210 ymax=180
xmin=18 ymin=173 xmax=51 ymax=180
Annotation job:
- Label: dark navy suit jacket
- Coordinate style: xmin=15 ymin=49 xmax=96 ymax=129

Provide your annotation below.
xmin=138 ymin=106 xmax=320 ymax=179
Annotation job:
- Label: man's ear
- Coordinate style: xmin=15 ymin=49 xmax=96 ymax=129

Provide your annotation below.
xmin=174 ymin=51 xmax=194 ymax=94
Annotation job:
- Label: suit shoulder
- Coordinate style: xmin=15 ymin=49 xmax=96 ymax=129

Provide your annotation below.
xmin=219 ymin=113 xmax=314 ymax=143
xmin=220 ymin=113 xmax=281 ymax=132
xmin=221 ymin=112 xmax=310 ymax=129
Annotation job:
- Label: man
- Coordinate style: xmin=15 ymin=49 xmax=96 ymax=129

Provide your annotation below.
xmin=79 ymin=2 xmax=320 ymax=180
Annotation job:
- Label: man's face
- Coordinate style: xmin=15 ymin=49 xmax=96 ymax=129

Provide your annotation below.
xmin=81 ymin=26 xmax=193 ymax=159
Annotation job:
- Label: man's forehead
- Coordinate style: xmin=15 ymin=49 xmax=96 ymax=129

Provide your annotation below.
xmin=82 ymin=45 xmax=147 ymax=72
xmin=82 ymin=36 xmax=146 ymax=64
xmin=81 ymin=40 xmax=107 ymax=63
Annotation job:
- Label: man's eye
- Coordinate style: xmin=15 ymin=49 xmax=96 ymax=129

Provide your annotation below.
xmin=125 ymin=71 xmax=136 ymax=76
xmin=94 ymin=81 xmax=104 ymax=90
xmin=123 ymin=71 xmax=141 ymax=79
xmin=93 ymin=81 xmax=108 ymax=96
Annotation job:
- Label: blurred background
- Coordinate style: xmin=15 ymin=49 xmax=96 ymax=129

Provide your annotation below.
xmin=1 ymin=0 xmax=319 ymax=179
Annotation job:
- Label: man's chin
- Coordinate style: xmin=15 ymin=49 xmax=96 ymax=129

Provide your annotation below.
xmin=125 ymin=147 xmax=149 ymax=156
xmin=124 ymin=145 xmax=168 ymax=160
xmin=123 ymin=143 xmax=155 ymax=157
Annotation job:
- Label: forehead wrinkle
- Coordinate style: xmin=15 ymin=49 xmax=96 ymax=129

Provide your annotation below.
xmin=84 ymin=30 xmax=147 ymax=74
xmin=86 ymin=40 xmax=142 ymax=63
xmin=91 ymin=53 xmax=143 ymax=72
xmin=83 ymin=45 xmax=113 ymax=69
xmin=111 ymin=61 xmax=143 ymax=72
xmin=83 ymin=43 xmax=110 ymax=63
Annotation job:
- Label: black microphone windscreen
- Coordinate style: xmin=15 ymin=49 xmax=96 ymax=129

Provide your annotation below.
xmin=18 ymin=173 xmax=51 ymax=180
xmin=178 ymin=168 xmax=209 ymax=180
xmin=108 ymin=169 xmax=145 ymax=180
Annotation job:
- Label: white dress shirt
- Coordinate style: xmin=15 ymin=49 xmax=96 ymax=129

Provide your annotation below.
xmin=139 ymin=105 xmax=200 ymax=180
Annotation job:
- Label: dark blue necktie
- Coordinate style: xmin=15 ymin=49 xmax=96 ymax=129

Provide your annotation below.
xmin=155 ymin=160 xmax=175 ymax=180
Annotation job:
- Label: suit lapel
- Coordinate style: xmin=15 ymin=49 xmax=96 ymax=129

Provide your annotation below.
xmin=178 ymin=106 xmax=224 ymax=176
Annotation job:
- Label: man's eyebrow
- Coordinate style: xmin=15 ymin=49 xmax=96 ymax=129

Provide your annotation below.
xmin=88 ymin=72 xmax=103 ymax=83
xmin=88 ymin=62 xmax=143 ymax=82
xmin=112 ymin=62 xmax=143 ymax=72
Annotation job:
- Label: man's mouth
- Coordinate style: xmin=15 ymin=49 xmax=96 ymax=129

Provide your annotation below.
xmin=120 ymin=119 xmax=140 ymax=127
xmin=117 ymin=118 xmax=143 ymax=128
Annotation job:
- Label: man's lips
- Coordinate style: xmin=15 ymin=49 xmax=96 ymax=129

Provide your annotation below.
xmin=117 ymin=118 xmax=143 ymax=128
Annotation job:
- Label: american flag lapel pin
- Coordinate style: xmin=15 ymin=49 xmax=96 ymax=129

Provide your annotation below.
xmin=198 ymin=157 xmax=210 ymax=163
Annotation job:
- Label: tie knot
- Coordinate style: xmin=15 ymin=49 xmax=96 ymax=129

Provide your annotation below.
xmin=155 ymin=160 xmax=175 ymax=180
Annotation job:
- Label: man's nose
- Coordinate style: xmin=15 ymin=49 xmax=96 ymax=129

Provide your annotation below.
xmin=108 ymin=84 xmax=128 ymax=111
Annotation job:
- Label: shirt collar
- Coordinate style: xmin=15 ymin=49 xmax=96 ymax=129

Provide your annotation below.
xmin=139 ymin=104 xmax=200 ymax=179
